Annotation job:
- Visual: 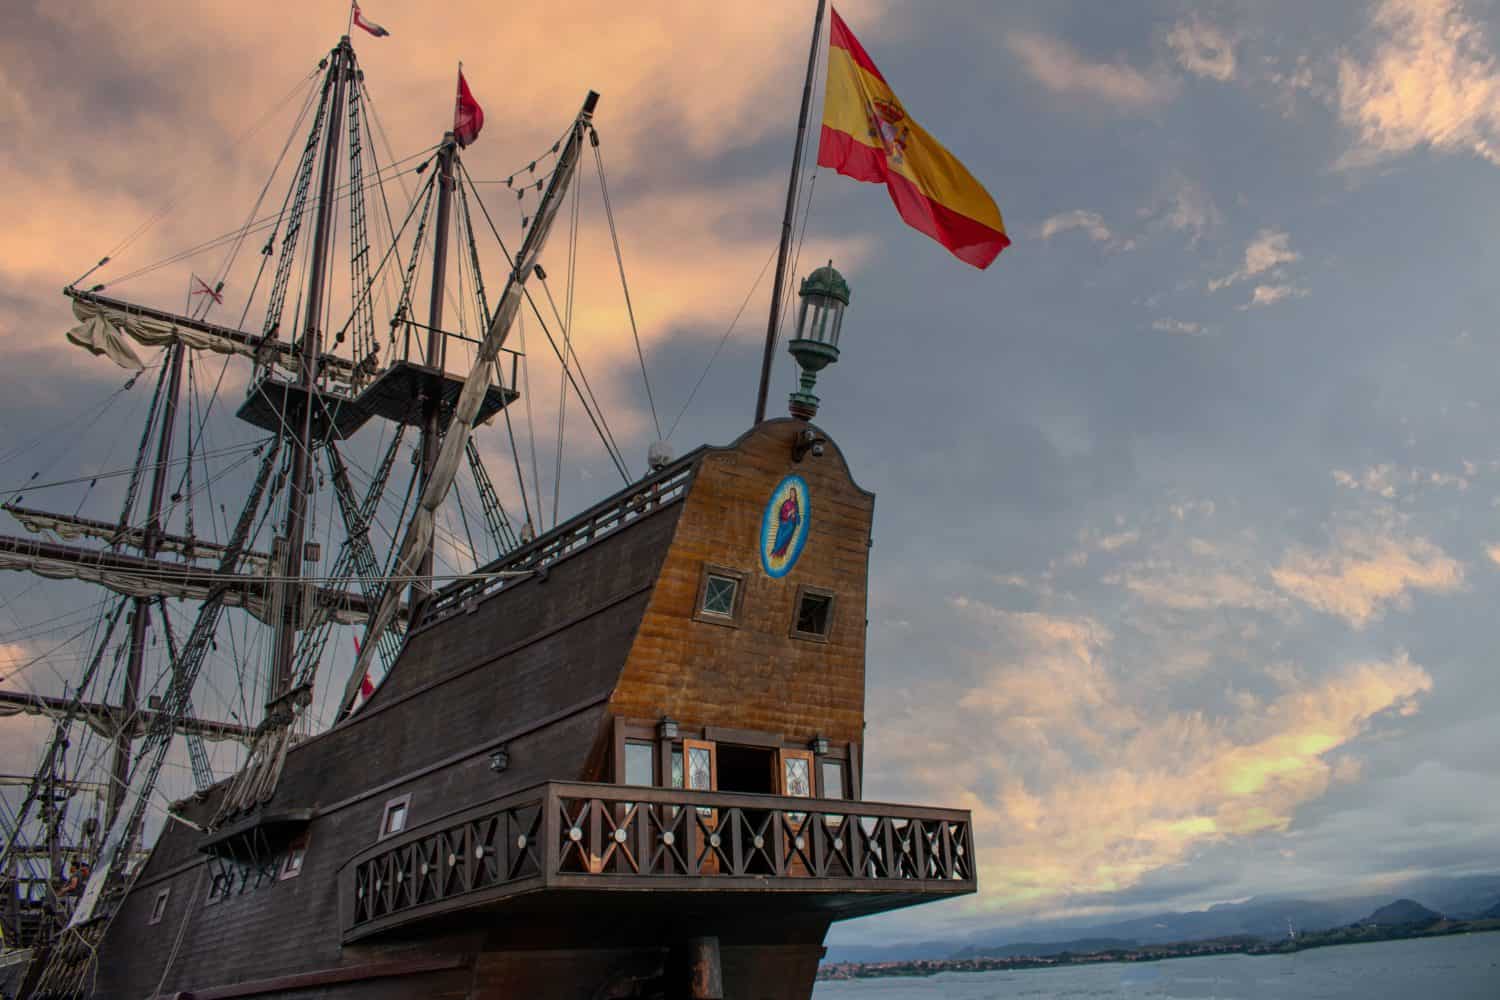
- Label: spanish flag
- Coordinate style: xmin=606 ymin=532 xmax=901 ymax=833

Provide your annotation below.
xmin=818 ymin=8 xmax=1009 ymax=269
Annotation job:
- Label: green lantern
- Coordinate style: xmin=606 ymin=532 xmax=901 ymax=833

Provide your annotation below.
xmin=787 ymin=262 xmax=850 ymax=420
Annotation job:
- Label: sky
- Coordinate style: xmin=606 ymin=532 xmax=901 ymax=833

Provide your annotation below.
xmin=4 ymin=0 xmax=1500 ymax=947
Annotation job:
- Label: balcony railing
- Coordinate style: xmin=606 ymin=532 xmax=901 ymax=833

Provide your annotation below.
xmin=343 ymin=781 xmax=975 ymax=940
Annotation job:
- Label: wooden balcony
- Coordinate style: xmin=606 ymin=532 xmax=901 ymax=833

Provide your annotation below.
xmin=341 ymin=781 xmax=975 ymax=942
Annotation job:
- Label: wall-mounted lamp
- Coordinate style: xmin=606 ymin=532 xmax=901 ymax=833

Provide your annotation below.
xmin=488 ymin=746 xmax=510 ymax=773
xmin=809 ymin=734 xmax=831 ymax=756
xmin=657 ymin=717 xmax=680 ymax=740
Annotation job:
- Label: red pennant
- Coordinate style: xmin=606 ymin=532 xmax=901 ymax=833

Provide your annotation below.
xmin=455 ymin=70 xmax=484 ymax=148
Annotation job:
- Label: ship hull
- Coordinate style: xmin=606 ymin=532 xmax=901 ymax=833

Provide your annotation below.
xmin=68 ymin=422 xmax=974 ymax=1000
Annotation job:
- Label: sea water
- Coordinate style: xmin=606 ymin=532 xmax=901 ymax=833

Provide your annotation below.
xmin=813 ymin=932 xmax=1500 ymax=998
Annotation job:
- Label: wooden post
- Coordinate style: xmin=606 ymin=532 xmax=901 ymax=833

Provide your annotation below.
xmin=687 ymin=936 xmax=724 ymax=1000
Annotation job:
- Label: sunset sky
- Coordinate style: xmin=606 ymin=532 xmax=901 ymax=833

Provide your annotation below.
xmin=4 ymin=0 xmax=1500 ymax=946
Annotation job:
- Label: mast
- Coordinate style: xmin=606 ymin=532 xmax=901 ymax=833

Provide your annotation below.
xmin=753 ymin=0 xmax=827 ymax=425
xmin=414 ymin=132 xmax=458 ymax=617
xmin=106 ymin=340 xmax=184 ymax=828
xmin=271 ymin=36 xmax=351 ymax=704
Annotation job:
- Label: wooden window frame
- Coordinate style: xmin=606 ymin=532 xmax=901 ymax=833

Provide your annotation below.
xmin=279 ymin=831 xmax=310 ymax=881
xmin=149 ymin=887 xmax=170 ymax=926
xmin=378 ymin=794 xmax=411 ymax=841
xmin=693 ymin=563 xmax=746 ymax=627
xmin=789 ymin=584 xmax=836 ymax=642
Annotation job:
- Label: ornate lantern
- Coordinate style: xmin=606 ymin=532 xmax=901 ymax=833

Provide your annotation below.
xmin=787 ymin=262 xmax=850 ymax=420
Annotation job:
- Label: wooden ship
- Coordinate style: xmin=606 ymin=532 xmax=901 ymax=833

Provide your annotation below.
xmin=1 ymin=8 xmax=976 ymax=999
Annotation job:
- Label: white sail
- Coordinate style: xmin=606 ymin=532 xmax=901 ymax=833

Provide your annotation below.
xmin=65 ymin=298 xmax=357 ymax=384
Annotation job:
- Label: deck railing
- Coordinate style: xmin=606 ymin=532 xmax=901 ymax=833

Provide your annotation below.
xmin=344 ymin=781 xmax=974 ymax=938
xmin=418 ymin=460 xmax=696 ymax=626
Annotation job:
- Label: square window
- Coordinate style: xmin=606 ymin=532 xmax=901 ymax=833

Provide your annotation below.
xmin=702 ymin=575 xmax=737 ymax=616
xmin=694 ymin=564 xmax=745 ymax=626
xmin=149 ymin=888 xmax=170 ymax=925
xmin=380 ymin=795 xmax=410 ymax=839
xmin=624 ymin=740 xmax=655 ymax=787
xmin=791 ymin=586 xmax=835 ymax=641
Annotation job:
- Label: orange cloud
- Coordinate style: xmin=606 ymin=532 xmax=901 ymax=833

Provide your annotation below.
xmin=0 ymin=2 xmax=879 ymax=436
xmin=870 ymin=604 xmax=1433 ymax=913
xmin=1271 ymin=524 xmax=1464 ymax=628
xmin=1337 ymin=0 xmax=1500 ymax=167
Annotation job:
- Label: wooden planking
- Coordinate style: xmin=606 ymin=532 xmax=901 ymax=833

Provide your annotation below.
xmin=611 ymin=420 xmax=874 ymax=745
xmin=97 ymin=503 xmax=684 ymax=998
xmin=94 ymin=420 xmax=886 ymax=1000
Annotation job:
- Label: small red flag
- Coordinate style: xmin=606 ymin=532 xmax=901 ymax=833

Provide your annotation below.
xmin=352 ymin=4 xmax=389 ymax=37
xmin=455 ymin=70 xmax=484 ymax=148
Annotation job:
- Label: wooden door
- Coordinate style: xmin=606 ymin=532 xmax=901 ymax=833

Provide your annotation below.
xmin=683 ymin=739 xmax=719 ymax=873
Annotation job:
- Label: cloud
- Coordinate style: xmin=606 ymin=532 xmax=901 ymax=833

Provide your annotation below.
xmin=1241 ymin=283 xmax=1308 ymax=309
xmin=1117 ymin=563 xmax=1283 ymax=613
xmin=1149 ymin=173 xmax=1223 ymax=245
xmin=1333 ymin=465 xmax=1401 ymax=499
xmin=1210 ymin=228 xmax=1300 ymax=292
xmin=871 ymin=602 xmax=1434 ymax=911
xmin=0 ymin=1 xmax=877 ymax=434
xmin=1039 ymin=209 xmax=1134 ymax=250
xmin=1272 ymin=523 xmax=1465 ymax=628
xmin=1332 ymin=463 xmax=1470 ymax=501
xmin=1166 ymin=17 xmax=1237 ymax=82
xmin=1337 ymin=0 xmax=1500 ymax=167
xmin=1008 ymin=32 xmax=1176 ymax=110
xmin=1151 ymin=318 xmax=1207 ymax=336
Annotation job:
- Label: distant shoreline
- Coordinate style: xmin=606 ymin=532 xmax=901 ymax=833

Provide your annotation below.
xmin=817 ymin=920 xmax=1500 ymax=982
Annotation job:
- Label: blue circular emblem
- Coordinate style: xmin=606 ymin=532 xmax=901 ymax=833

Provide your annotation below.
xmin=760 ymin=475 xmax=810 ymax=578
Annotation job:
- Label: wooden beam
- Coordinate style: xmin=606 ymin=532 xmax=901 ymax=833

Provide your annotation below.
xmin=0 ymin=689 xmax=255 ymax=742
xmin=3 ymin=503 xmax=272 ymax=566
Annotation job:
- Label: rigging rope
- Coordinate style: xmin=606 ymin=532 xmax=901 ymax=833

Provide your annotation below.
xmin=666 ymin=243 xmax=779 ymax=440
xmin=459 ymin=162 xmax=630 ymax=484
xmin=590 ymin=130 xmax=662 ymax=442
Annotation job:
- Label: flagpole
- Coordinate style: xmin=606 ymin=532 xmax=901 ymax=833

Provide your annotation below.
xmin=754 ymin=0 xmax=828 ymax=425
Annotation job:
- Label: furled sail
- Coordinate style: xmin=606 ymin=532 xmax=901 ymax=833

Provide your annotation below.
xmin=64 ymin=294 xmax=358 ymax=383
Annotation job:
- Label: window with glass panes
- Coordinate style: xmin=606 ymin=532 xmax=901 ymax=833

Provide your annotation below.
xmin=702 ymin=574 xmax=738 ymax=617
xmin=624 ymin=740 xmax=655 ymax=786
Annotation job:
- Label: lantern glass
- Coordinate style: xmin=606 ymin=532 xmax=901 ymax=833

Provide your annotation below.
xmin=796 ymin=293 xmax=845 ymax=348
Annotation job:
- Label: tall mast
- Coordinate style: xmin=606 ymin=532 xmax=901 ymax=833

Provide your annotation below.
xmin=754 ymin=0 xmax=828 ymax=425
xmin=414 ymin=132 xmax=458 ymax=618
xmin=106 ymin=340 xmax=184 ymax=827
xmin=271 ymin=37 xmax=351 ymax=703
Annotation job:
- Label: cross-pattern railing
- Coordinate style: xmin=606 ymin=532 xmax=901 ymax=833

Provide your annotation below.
xmin=344 ymin=782 xmax=974 ymax=939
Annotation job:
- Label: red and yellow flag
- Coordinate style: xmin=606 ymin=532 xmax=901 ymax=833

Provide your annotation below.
xmin=817 ymin=8 xmax=1009 ymax=269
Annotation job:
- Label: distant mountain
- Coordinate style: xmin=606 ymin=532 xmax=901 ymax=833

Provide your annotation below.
xmin=1480 ymin=900 xmax=1500 ymax=920
xmin=1363 ymin=899 xmax=1442 ymax=926
xmin=824 ymin=873 xmax=1500 ymax=966
xmin=955 ymin=938 xmax=1138 ymax=960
